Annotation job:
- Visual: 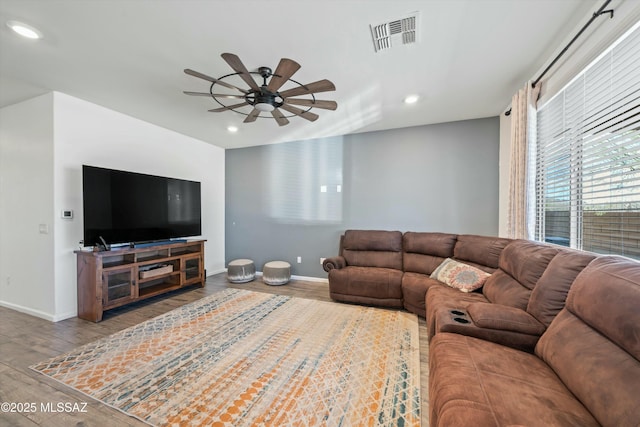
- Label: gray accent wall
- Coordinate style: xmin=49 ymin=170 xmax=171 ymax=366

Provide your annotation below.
xmin=226 ymin=117 xmax=499 ymax=278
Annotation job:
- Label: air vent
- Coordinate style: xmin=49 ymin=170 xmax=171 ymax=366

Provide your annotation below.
xmin=389 ymin=20 xmax=402 ymax=35
xmin=370 ymin=12 xmax=419 ymax=53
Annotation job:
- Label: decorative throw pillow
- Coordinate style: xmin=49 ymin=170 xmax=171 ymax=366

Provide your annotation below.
xmin=430 ymin=258 xmax=491 ymax=292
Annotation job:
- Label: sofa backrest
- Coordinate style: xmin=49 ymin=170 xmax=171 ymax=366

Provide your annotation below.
xmin=341 ymin=229 xmax=403 ymax=270
xmin=403 ymin=232 xmax=457 ymax=275
xmin=482 ymin=240 xmax=559 ymax=310
xmin=526 ymin=248 xmax=596 ymax=327
xmin=453 ymin=234 xmax=512 ymax=273
xmin=535 ymin=256 xmax=640 ymax=426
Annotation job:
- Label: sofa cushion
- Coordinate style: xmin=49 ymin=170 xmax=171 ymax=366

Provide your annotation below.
xmin=401 ymin=273 xmax=443 ymax=317
xmin=328 ymin=266 xmax=403 ymax=308
xmin=341 ymin=230 xmax=403 ymax=270
xmin=403 ymin=232 xmax=457 ymax=275
xmin=430 ymin=258 xmax=490 ymax=292
xmin=453 ymin=235 xmax=512 ymax=272
xmin=526 ymin=248 xmax=596 ymax=327
xmin=429 ymin=333 xmax=599 ymax=427
xmin=497 ymin=240 xmax=559 ymax=290
xmin=342 ymin=229 xmax=402 ymax=252
xmin=481 ymin=270 xmax=531 ymax=310
xmin=467 ymin=302 xmax=545 ymax=335
xmin=535 ymin=256 xmax=640 ymax=426
xmin=483 ymin=240 xmax=559 ymax=309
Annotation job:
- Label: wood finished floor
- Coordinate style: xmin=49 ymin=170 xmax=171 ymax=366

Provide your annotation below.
xmin=0 ymin=273 xmax=429 ymax=426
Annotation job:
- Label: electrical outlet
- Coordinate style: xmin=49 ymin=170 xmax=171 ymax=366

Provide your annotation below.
xmin=320 ymin=257 xmax=326 ymax=265
xmin=297 ymin=256 xmax=302 ymax=263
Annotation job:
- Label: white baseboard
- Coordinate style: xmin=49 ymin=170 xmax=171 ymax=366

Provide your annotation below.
xmin=206 ymin=268 xmax=227 ymax=276
xmin=255 ymin=271 xmax=328 ymax=283
xmin=221 ymin=268 xmax=328 ymax=283
xmin=52 ymin=310 xmax=77 ymax=322
xmin=0 ymin=300 xmax=59 ymax=322
xmin=290 ymin=274 xmax=328 ymax=283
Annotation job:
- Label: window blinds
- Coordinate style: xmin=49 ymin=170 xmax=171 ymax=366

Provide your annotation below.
xmin=535 ymin=22 xmax=640 ymax=259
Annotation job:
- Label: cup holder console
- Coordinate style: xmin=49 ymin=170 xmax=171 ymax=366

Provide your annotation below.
xmin=448 ymin=309 xmax=471 ymax=325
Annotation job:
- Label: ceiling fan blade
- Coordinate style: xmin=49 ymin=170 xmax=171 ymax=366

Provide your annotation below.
xmin=267 ymin=58 xmax=301 ymax=92
xmin=208 ymin=101 xmax=249 ymax=112
xmin=271 ymin=109 xmax=290 ymax=126
xmin=183 ymin=91 xmax=246 ymax=100
xmin=213 ymin=93 xmax=247 ymax=99
xmin=284 ymin=98 xmax=338 ymax=110
xmin=183 ymin=91 xmax=211 ymax=96
xmin=184 ymin=69 xmax=249 ymax=93
xmin=221 ymin=53 xmax=260 ymax=91
xmin=279 ymin=104 xmax=319 ymax=122
xmin=244 ymin=108 xmax=260 ymax=123
xmin=278 ymin=79 xmax=336 ymax=98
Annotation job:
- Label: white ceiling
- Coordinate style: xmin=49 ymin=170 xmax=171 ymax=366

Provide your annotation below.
xmin=0 ymin=0 xmax=597 ymax=149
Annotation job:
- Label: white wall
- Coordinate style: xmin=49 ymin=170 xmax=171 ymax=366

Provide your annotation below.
xmin=498 ymin=0 xmax=640 ymax=236
xmin=0 ymin=92 xmax=225 ymax=321
xmin=0 ymin=93 xmax=56 ymax=318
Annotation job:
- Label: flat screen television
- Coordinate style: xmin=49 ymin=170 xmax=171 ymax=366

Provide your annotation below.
xmin=82 ymin=165 xmax=202 ymax=247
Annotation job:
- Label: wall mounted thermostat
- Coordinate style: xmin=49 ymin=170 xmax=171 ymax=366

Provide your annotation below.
xmin=61 ymin=210 xmax=73 ymax=219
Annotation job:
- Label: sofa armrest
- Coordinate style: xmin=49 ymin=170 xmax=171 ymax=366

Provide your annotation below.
xmin=323 ymin=256 xmax=346 ymax=272
xmin=467 ymin=303 xmax=545 ymax=335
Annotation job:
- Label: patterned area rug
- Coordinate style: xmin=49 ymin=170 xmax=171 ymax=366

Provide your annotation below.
xmin=31 ymin=289 xmax=421 ymax=426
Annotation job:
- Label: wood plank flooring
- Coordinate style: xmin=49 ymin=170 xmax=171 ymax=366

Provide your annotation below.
xmin=0 ymin=273 xmax=430 ymax=426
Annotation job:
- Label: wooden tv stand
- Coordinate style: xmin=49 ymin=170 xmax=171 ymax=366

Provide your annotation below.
xmin=75 ymin=240 xmax=206 ymax=322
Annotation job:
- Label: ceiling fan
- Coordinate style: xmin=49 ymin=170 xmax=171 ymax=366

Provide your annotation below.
xmin=183 ymin=53 xmax=337 ymax=126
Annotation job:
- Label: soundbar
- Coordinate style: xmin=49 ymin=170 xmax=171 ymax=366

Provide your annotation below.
xmin=130 ymin=239 xmax=187 ymax=249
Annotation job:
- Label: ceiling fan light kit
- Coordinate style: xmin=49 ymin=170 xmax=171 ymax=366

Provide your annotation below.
xmin=255 ymin=102 xmax=275 ymax=112
xmin=184 ymin=53 xmax=337 ymax=126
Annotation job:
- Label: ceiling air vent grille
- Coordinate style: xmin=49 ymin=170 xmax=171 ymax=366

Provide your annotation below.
xmin=370 ymin=12 xmax=419 ymax=53
xmin=389 ymin=20 xmax=402 ymax=35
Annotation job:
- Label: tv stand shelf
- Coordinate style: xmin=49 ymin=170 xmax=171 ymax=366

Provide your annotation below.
xmin=75 ymin=240 xmax=206 ymax=322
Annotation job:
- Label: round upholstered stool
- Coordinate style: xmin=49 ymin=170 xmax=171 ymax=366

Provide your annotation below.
xmin=262 ymin=261 xmax=291 ymax=286
xmin=227 ymin=259 xmax=256 ymax=283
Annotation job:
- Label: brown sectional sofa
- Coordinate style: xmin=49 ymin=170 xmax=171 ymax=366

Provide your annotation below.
xmin=323 ymin=229 xmax=640 ymax=426
xmin=429 ymin=256 xmax=640 ymax=426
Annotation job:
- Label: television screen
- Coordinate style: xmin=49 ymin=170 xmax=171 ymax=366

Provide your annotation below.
xmin=82 ymin=165 xmax=201 ymax=246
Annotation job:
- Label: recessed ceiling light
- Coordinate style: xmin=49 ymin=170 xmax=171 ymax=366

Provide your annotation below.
xmin=404 ymin=94 xmax=419 ymax=104
xmin=227 ymin=126 xmax=238 ymax=133
xmin=6 ymin=20 xmax=42 ymax=39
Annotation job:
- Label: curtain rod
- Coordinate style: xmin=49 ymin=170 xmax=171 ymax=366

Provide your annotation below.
xmin=505 ymin=0 xmax=614 ymax=116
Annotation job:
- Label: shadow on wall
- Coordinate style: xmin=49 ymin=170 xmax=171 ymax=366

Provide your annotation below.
xmin=266 ymin=137 xmax=344 ymax=225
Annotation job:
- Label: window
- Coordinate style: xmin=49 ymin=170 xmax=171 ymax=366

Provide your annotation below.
xmin=535 ymin=22 xmax=640 ymax=259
